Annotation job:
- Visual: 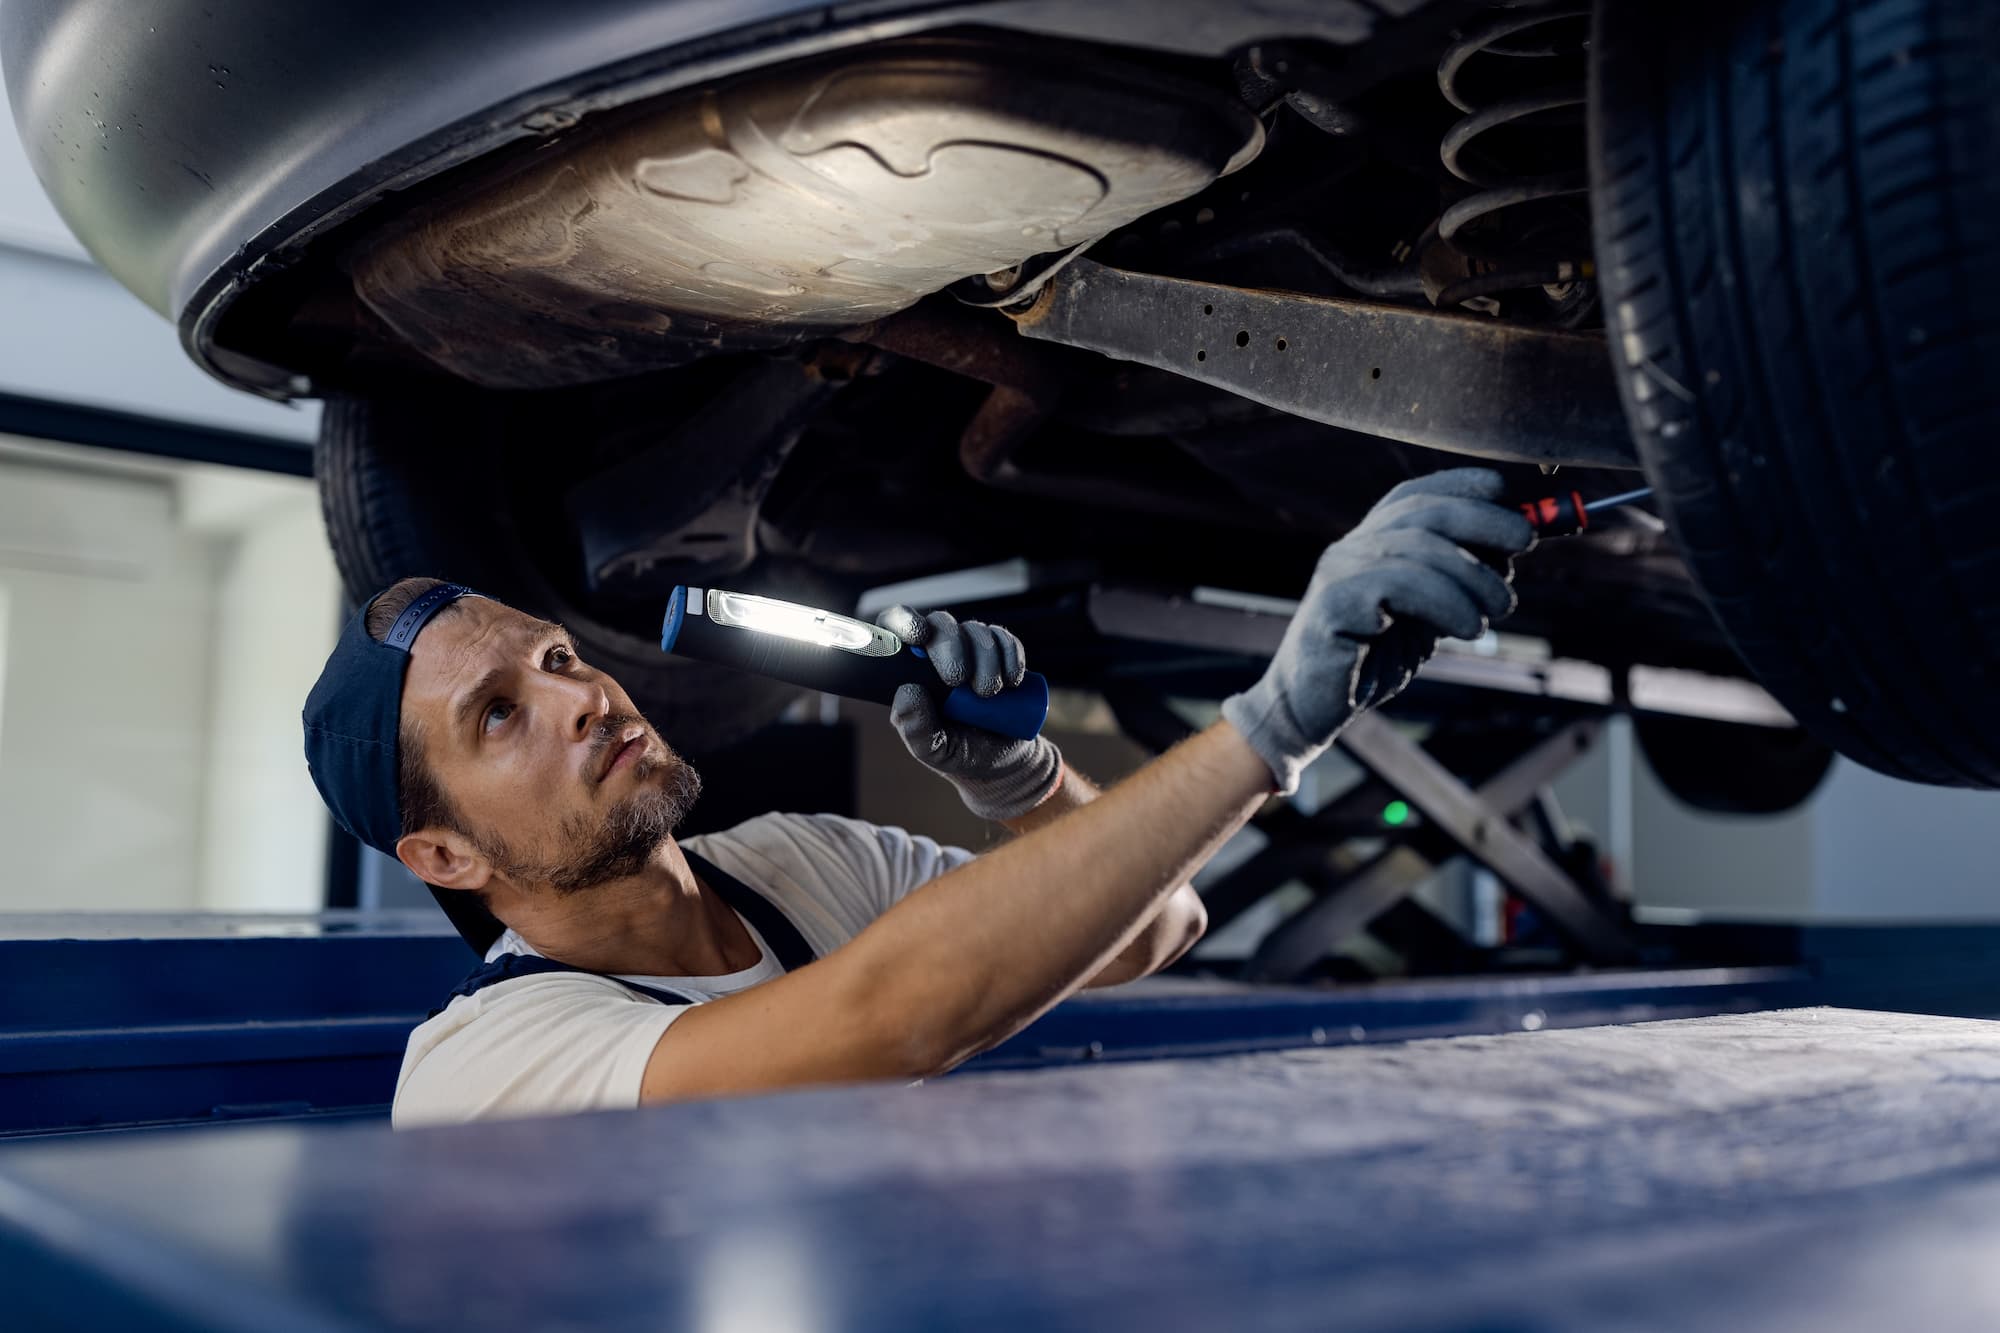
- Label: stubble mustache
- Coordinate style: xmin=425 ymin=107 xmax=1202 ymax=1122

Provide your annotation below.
xmin=584 ymin=713 xmax=650 ymax=785
xmin=481 ymin=713 xmax=704 ymax=894
xmin=550 ymin=716 xmax=703 ymax=893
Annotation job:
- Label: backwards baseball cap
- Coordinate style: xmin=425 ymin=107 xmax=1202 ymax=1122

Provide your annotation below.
xmin=302 ymin=582 xmax=505 ymax=954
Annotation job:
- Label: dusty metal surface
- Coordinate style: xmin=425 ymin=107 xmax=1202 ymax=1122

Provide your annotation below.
xmin=7 ymin=1009 xmax=2000 ymax=1330
xmin=348 ymin=35 xmax=1261 ymax=388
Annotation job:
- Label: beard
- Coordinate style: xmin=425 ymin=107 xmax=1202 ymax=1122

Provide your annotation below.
xmin=477 ymin=720 xmax=703 ymax=894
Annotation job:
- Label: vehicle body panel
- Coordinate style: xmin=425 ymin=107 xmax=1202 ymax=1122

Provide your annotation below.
xmin=346 ymin=36 xmax=1264 ymax=389
xmin=0 ymin=0 xmax=1443 ymax=395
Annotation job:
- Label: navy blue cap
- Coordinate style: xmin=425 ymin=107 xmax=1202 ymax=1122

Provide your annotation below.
xmin=303 ymin=583 xmax=503 ymax=953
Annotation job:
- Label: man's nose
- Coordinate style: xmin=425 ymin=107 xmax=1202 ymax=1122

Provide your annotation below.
xmin=540 ymin=670 xmax=611 ymax=739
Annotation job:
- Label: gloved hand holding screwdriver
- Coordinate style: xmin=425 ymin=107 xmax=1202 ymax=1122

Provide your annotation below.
xmin=1223 ymin=466 xmax=1533 ymax=791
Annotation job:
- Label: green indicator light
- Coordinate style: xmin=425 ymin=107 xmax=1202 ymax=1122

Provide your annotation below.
xmin=1381 ymin=800 xmax=1412 ymax=827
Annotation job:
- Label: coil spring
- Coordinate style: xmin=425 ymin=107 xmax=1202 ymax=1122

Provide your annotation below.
xmin=1435 ymin=5 xmax=1592 ymax=305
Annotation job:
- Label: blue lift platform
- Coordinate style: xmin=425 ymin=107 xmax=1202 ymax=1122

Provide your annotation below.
xmin=8 ymin=1008 xmax=2000 ymax=1330
xmin=6 ymin=916 xmax=2000 ymax=1328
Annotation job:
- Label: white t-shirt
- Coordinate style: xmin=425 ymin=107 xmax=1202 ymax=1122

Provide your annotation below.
xmin=392 ymin=812 xmax=974 ymax=1128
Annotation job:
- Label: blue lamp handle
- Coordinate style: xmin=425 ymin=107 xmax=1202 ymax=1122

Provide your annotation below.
xmin=937 ymin=671 xmax=1051 ymax=741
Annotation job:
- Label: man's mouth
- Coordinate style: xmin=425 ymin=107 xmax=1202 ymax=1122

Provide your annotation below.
xmin=597 ymin=729 xmax=648 ymax=783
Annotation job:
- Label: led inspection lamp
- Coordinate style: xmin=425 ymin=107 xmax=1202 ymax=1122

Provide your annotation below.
xmin=660 ymin=587 xmax=1050 ymax=740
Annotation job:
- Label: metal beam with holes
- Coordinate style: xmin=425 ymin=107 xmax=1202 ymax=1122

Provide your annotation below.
xmin=1011 ymin=259 xmax=1639 ymax=469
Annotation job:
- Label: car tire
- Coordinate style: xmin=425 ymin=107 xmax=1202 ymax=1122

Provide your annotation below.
xmin=1589 ymin=0 xmax=2000 ymax=787
xmin=316 ymin=391 xmax=803 ymax=756
xmin=1634 ymin=716 xmax=1835 ymax=815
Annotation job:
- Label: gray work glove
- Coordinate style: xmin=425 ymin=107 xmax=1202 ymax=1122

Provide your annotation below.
xmin=1222 ymin=468 xmax=1534 ymax=794
xmin=874 ymin=606 xmax=1064 ymax=823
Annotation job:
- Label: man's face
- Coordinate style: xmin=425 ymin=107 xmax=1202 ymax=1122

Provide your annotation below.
xmin=399 ymin=598 xmax=700 ymax=893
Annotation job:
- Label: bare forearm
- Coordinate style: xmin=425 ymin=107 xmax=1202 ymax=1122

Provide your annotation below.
xmin=1000 ymin=763 xmax=1207 ymax=986
xmin=998 ymin=761 xmax=1098 ymax=837
xmin=852 ymin=721 xmax=1271 ymax=1070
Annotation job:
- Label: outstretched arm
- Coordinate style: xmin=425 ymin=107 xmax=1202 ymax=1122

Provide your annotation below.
xmin=642 ymin=719 xmax=1271 ymax=1102
xmin=999 ymin=762 xmax=1210 ymax=987
xmin=640 ymin=469 xmax=1531 ymax=1103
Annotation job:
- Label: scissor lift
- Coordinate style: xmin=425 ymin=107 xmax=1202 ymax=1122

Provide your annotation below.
xmin=908 ymin=575 xmax=1796 ymax=982
xmin=1111 ymin=685 xmax=1631 ymax=976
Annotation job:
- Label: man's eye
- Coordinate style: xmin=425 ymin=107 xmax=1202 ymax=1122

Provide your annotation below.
xmin=483 ymin=701 xmax=514 ymax=733
xmin=546 ymin=645 xmax=575 ymax=670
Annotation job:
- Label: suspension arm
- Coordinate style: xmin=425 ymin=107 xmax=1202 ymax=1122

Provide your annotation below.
xmin=1010 ymin=260 xmax=1638 ymax=470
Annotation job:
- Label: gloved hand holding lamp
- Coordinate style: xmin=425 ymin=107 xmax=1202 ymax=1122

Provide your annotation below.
xmin=873 ymin=606 xmax=1065 ymax=823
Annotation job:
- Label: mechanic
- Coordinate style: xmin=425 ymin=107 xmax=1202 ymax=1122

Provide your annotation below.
xmin=301 ymin=469 xmax=1531 ymax=1127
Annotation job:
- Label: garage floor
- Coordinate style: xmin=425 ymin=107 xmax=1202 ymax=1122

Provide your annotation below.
xmin=7 ymin=1008 xmax=2000 ymax=1331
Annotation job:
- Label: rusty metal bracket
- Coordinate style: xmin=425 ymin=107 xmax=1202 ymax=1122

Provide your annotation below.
xmin=1011 ymin=259 xmax=1638 ymax=469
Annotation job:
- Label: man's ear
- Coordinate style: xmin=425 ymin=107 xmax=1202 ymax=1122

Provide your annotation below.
xmin=396 ymin=828 xmax=493 ymax=891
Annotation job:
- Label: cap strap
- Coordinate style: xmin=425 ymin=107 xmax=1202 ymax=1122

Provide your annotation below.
xmin=384 ymin=583 xmax=478 ymax=652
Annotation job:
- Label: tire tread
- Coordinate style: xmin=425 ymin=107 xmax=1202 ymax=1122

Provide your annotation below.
xmin=1590 ymin=0 xmax=2000 ymax=787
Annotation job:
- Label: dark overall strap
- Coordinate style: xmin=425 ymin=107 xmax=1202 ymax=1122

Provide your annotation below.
xmin=427 ymin=955 xmax=697 ymax=1019
xmin=681 ymin=847 xmax=818 ymax=972
xmin=431 ymin=847 xmax=819 ymax=1016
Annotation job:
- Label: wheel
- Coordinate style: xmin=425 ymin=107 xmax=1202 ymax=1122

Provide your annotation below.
xmin=1634 ymin=715 xmax=1835 ymax=815
xmin=316 ymin=391 xmax=803 ymax=756
xmin=1589 ymin=0 xmax=2000 ymax=787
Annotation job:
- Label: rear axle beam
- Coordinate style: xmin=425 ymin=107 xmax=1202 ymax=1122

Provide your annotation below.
xmin=1012 ymin=259 xmax=1639 ymax=470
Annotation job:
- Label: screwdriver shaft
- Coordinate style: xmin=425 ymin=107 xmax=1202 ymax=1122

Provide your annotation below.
xmin=1584 ymin=486 xmax=1655 ymax=513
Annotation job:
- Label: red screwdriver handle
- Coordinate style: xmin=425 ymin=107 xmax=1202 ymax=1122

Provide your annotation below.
xmin=1520 ymin=491 xmax=1588 ymax=538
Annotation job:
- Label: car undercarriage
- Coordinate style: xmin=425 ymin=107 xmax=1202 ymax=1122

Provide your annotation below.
xmin=9 ymin=0 xmax=1998 ymax=795
xmin=289 ymin=11 xmax=1729 ymax=682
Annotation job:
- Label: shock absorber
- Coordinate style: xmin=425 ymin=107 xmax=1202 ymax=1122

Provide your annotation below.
xmin=1433 ymin=4 xmax=1594 ymax=314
